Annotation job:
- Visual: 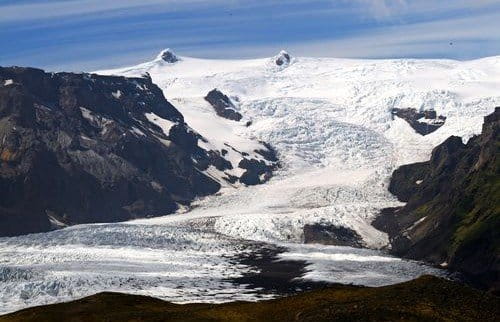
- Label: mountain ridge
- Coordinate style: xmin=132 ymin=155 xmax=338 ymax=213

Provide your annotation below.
xmin=0 ymin=66 xmax=277 ymax=237
xmin=375 ymin=107 xmax=499 ymax=293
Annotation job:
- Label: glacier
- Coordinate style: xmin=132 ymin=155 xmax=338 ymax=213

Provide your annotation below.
xmin=1 ymin=52 xmax=499 ymax=314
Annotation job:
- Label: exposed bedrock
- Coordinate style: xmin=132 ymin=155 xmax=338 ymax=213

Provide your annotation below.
xmin=274 ymin=50 xmax=292 ymax=67
xmin=375 ymin=107 xmax=499 ymax=293
xmin=303 ymin=224 xmax=364 ymax=248
xmin=392 ymin=107 xmax=446 ymax=135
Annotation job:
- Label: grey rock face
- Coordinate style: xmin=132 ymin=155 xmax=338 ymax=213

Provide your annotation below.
xmin=0 ymin=67 xmax=226 ymax=236
xmin=303 ymin=224 xmax=364 ymax=247
xmin=375 ymin=107 xmax=500 ymax=293
xmin=204 ymin=89 xmax=243 ymax=121
xmin=274 ymin=50 xmax=292 ymax=67
xmin=392 ymin=108 xmax=446 ymax=135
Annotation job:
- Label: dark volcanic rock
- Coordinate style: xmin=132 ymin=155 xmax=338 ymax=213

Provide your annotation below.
xmin=0 ymin=66 xmax=224 ymax=237
xmin=156 ymin=49 xmax=179 ymax=63
xmin=303 ymin=224 xmax=364 ymax=247
xmin=3 ymin=276 xmax=499 ymax=322
xmin=221 ymin=142 xmax=279 ymax=186
xmin=204 ymin=89 xmax=242 ymax=121
xmin=392 ymin=108 xmax=446 ymax=135
xmin=275 ymin=50 xmax=292 ymax=67
xmin=376 ymin=107 xmax=500 ymax=293
xmin=255 ymin=142 xmax=279 ymax=163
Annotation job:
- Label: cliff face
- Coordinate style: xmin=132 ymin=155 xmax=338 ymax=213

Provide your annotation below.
xmin=0 ymin=67 xmax=233 ymax=236
xmin=204 ymin=89 xmax=243 ymax=122
xmin=375 ymin=107 xmax=499 ymax=293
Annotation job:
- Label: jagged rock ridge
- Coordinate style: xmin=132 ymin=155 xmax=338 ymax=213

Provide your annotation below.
xmin=204 ymin=89 xmax=243 ymax=121
xmin=392 ymin=108 xmax=446 ymax=135
xmin=375 ymin=107 xmax=499 ymax=293
xmin=0 ymin=66 xmax=277 ymax=237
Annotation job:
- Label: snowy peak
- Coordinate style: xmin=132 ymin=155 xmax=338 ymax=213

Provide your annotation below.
xmin=156 ymin=48 xmax=180 ymax=63
xmin=274 ymin=50 xmax=292 ymax=67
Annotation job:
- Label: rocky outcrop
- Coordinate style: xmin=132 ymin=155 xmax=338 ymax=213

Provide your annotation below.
xmin=204 ymin=89 xmax=243 ymax=121
xmin=375 ymin=107 xmax=499 ymax=293
xmin=392 ymin=108 xmax=446 ymax=135
xmin=274 ymin=50 xmax=292 ymax=67
xmin=156 ymin=48 xmax=179 ymax=63
xmin=303 ymin=224 xmax=364 ymax=247
xmin=0 ymin=67 xmax=250 ymax=237
xmin=2 ymin=276 xmax=499 ymax=322
xmin=238 ymin=158 xmax=273 ymax=186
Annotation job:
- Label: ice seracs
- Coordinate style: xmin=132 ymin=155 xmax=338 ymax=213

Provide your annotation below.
xmin=156 ymin=48 xmax=180 ymax=63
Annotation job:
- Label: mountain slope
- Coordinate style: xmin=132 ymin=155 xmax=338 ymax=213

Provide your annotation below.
xmin=375 ymin=108 xmax=499 ymax=293
xmin=97 ymin=50 xmax=500 ymax=247
xmin=0 ymin=67 xmax=277 ymax=237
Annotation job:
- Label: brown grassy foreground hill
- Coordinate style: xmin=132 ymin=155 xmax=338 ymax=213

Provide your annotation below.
xmin=1 ymin=276 xmax=499 ymax=322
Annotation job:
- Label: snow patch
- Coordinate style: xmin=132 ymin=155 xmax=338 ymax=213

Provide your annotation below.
xmin=145 ymin=112 xmax=175 ymax=136
xmin=112 ymin=90 xmax=122 ymax=99
xmin=130 ymin=126 xmax=146 ymax=136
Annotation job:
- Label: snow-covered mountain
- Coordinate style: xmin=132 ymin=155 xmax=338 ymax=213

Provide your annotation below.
xmin=98 ymin=49 xmax=500 ymax=247
xmin=1 ymin=50 xmax=499 ymax=314
xmin=0 ymin=66 xmax=278 ymax=237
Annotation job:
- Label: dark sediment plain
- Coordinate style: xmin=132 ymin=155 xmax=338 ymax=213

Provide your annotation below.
xmin=1 ymin=276 xmax=498 ymax=322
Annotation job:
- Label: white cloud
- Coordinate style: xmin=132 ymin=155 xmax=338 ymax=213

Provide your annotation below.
xmin=0 ymin=0 xmax=217 ymax=22
xmin=347 ymin=0 xmax=500 ymax=20
xmin=186 ymin=11 xmax=500 ymax=60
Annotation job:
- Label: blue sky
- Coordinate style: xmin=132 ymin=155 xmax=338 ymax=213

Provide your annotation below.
xmin=1 ymin=0 xmax=500 ymax=71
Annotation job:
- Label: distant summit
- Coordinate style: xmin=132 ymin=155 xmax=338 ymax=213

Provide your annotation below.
xmin=156 ymin=48 xmax=179 ymax=63
xmin=274 ymin=50 xmax=292 ymax=67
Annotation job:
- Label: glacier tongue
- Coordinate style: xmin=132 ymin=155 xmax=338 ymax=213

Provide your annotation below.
xmin=1 ymin=54 xmax=499 ymax=314
xmin=98 ymin=53 xmax=500 ymax=247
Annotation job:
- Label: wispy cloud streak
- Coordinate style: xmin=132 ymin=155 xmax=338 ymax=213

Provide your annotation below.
xmin=0 ymin=0 xmax=499 ymax=70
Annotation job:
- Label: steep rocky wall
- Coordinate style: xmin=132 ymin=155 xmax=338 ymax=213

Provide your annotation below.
xmin=375 ymin=107 xmax=499 ymax=293
xmin=0 ymin=67 xmax=277 ymax=237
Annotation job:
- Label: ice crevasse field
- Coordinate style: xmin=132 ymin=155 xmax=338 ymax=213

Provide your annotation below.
xmin=1 ymin=51 xmax=499 ymax=313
